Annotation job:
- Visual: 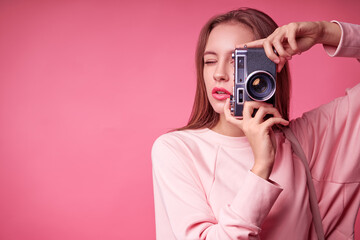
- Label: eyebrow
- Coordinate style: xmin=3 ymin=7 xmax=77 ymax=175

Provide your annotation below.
xmin=203 ymin=50 xmax=234 ymax=57
xmin=203 ymin=51 xmax=217 ymax=56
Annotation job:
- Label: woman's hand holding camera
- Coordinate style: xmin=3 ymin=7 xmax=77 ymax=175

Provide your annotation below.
xmin=223 ymin=21 xmax=341 ymax=180
xmin=241 ymin=21 xmax=341 ymax=72
xmin=224 ymin=99 xmax=289 ymax=180
xmin=225 ymin=21 xmax=341 ymax=180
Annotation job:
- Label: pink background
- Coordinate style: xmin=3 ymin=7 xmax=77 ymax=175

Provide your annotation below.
xmin=0 ymin=0 xmax=359 ymax=239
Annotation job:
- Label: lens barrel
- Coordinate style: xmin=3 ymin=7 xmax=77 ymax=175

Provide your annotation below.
xmin=246 ymin=70 xmax=276 ymax=101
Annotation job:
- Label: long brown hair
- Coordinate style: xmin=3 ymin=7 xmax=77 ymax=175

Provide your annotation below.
xmin=178 ymin=8 xmax=291 ymax=131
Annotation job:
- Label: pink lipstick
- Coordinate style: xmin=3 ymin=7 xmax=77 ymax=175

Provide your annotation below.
xmin=212 ymin=87 xmax=231 ymax=100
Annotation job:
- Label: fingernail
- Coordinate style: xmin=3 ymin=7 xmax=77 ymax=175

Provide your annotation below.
xmin=274 ymin=59 xmax=280 ymax=64
xmin=286 ymin=56 xmax=292 ymax=60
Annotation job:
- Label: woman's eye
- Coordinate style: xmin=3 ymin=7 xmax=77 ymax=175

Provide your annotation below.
xmin=204 ymin=60 xmax=217 ymax=65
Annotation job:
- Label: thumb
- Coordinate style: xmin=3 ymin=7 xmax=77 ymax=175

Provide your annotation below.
xmin=236 ymin=38 xmax=265 ymax=49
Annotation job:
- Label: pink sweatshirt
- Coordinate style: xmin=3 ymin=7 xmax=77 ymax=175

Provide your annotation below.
xmin=152 ymin=21 xmax=360 ymax=240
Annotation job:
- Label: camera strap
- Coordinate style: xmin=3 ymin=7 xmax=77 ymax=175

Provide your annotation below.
xmin=282 ymin=127 xmax=325 ymax=240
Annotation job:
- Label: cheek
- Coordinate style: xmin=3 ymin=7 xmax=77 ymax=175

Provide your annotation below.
xmin=203 ymin=68 xmax=213 ymax=90
xmin=228 ymin=64 xmax=235 ymax=81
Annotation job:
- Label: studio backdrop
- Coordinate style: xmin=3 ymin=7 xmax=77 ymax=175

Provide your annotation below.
xmin=0 ymin=0 xmax=359 ymax=239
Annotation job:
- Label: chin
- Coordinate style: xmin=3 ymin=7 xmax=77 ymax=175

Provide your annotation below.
xmin=210 ymin=102 xmax=226 ymax=115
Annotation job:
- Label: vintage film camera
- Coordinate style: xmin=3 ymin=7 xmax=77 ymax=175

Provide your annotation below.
xmin=230 ymin=48 xmax=276 ymax=117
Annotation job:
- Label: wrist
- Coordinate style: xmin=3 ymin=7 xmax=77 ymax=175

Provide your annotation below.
xmin=318 ymin=21 xmax=341 ymax=46
xmin=251 ymin=162 xmax=274 ymax=180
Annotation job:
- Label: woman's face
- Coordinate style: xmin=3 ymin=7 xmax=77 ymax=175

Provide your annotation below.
xmin=203 ymin=22 xmax=255 ymax=114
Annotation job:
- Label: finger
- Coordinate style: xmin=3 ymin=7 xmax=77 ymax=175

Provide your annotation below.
xmin=223 ymin=98 xmax=232 ymax=118
xmin=262 ymin=117 xmax=289 ymax=130
xmin=236 ymin=38 xmax=265 ymax=49
xmin=287 ymin=27 xmax=300 ymax=54
xmin=223 ymin=98 xmax=233 ymax=120
xmin=253 ymin=106 xmax=282 ymax=124
xmin=242 ymin=101 xmax=252 ymax=120
xmin=263 ymin=40 xmax=280 ymax=64
xmin=243 ymin=101 xmax=273 ymax=120
xmin=253 ymin=106 xmax=272 ymax=124
xmin=224 ymin=98 xmax=243 ymax=126
xmin=277 ymin=56 xmax=287 ymax=72
xmin=243 ymin=101 xmax=259 ymax=120
xmin=273 ymin=37 xmax=291 ymax=59
xmin=253 ymin=105 xmax=282 ymax=122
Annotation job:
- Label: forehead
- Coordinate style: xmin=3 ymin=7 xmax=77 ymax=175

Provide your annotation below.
xmin=205 ymin=22 xmax=255 ymax=51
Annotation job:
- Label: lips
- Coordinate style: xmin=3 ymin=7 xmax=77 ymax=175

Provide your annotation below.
xmin=212 ymin=87 xmax=231 ymax=101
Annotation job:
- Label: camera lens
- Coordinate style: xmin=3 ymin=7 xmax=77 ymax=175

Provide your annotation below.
xmin=246 ymin=71 xmax=275 ymax=101
xmin=252 ymin=77 xmax=268 ymax=93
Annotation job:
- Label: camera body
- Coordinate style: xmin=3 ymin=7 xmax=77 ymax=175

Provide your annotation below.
xmin=231 ymin=48 xmax=276 ymax=117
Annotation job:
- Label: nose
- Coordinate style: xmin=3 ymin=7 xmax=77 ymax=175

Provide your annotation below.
xmin=213 ymin=61 xmax=230 ymax=82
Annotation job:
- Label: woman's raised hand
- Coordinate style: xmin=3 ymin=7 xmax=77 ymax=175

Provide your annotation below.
xmin=239 ymin=21 xmax=341 ymax=72
xmin=224 ymin=99 xmax=289 ymax=180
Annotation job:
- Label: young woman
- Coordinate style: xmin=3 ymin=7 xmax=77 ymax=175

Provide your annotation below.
xmin=152 ymin=8 xmax=360 ymax=239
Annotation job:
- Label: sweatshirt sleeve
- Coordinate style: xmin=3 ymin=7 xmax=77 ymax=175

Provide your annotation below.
xmin=290 ymin=21 xmax=360 ymax=183
xmin=323 ymin=21 xmax=360 ymax=60
xmin=289 ymin=84 xmax=360 ymax=183
xmin=152 ymin=136 xmax=282 ymax=240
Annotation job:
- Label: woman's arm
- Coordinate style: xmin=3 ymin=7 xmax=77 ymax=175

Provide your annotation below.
xmin=242 ymin=21 xmax=342 ymax=72
xmin=223 ymin=100 xmax=289 ymax=180
xmin=243 ymin=20 xmax=360 ymax=181
xmin=234 ymin=21 xmax=360 ymax=179
xmin=242 ymin=21 xmax=360 ymax=238
xmin=152 ymin=135 xmax=282 ymax=239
